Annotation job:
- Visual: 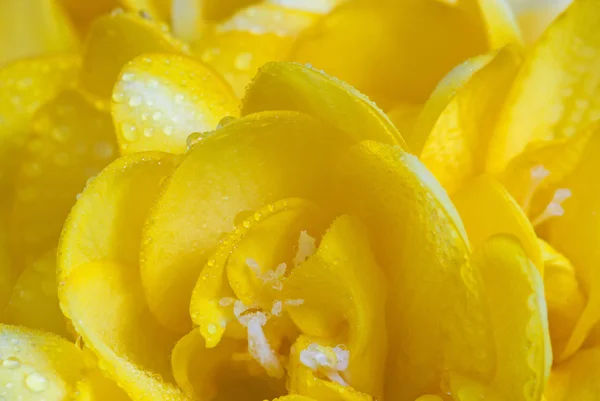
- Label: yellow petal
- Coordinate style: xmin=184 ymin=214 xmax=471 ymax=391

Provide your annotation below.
xmin=472 ymin=0 xmax=524 ymax=48
xmin=171 ymin=329 xmax=283 ymax=400
xmin=452 ymin=175 xmax=543 ymax=273
xmin=58 ymin=151 xmax=177 ymax=280
xmin=488 ymin=0 xmax=600 ymax=172
xmin=112 ymin=53 xmax=238 ymax=155
xmin=331 ymin=141 xmax=494 ymax=399
xmin=284 ymin=215 xmax=387 ymax=398
xmin=543 ymin=128 xmax=600 ymax=359
xmin=10 ymin=90 xmax=117 ymax=268
xmin=0 ymin=215 xmax=16 ymax=320
xmin=58 ymin=152 xmax=183 ymax=399
xmin=0 ymin=55 xmax=79 ymax=193
xmin=290 ymin=0 xmax=487 ymax=106
xmin=386 ymin=103 xmax=422 ymax=146
xmin=539 ymin=239 xmax=585 ymax=361
xmin=546 ymin=347 xmax=600 ymax=401
xmin=60 ymin=260 xmax=186 ymax=400
xmin=419 ymin=47 xmax=522 ymax=194
xmin=0 ymin=324 xmax=87 ymax=400
xmin=4 ymin=250 xmax=69 ymax=338
xmin=242 ymin=62 xmax=406 ymax=148
xmin=411 ymin=51 xmax=495 ymax=155
xmin=0 ymin=0 xmax=79 ymax=66
xmin=141 ymin=111 xmax=350 ymax=332
xmin=195 ymin=3 xmax=316 ymax=97
xmin=471 ymin=235 xmax=551 ymax=401
xmin=79 ymin=10 xmax=189 ymax=106
xmin=499 ymin=124 xmax=594 ymax=215
xmin=75 ymin=370 xmax=131 ymax=401
xmin=509 ymin=0 xmax=572 ymax=44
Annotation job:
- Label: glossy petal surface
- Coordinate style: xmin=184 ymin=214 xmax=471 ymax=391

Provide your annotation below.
xmin=112 ymin=53 xmax=237 ymax=154
xmin=488 ymin=0 xmax=600 ymax=171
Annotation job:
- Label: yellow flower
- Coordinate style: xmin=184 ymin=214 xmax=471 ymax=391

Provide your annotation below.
xmin=413 ymin=0 xmax=600 ymax=398
xmin=0 ymin=0 xmax=573 ymax=400
xmin=52 ymin=60 xmax=550 ymax=401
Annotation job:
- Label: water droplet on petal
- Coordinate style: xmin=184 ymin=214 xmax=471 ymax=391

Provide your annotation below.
xmin=129 ymin=95 xmax=142 ymax=107
xmin=2 ymin=357 xmax=21 ymax=369
xmin=25 ymin=372 xmax=48 ymax=393
xmin=234 ymin=52 xmax=253 ymax=71
xmin=163 ymin=125 xmax=174 ymax=136
xmin=122 ymin=124 xmax=139 ymax=142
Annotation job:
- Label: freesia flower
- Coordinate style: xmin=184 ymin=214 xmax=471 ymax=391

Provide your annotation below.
xmin=0 ymin=0 xmax=580 ymax=400
xmin=413 ymin=0 xmax=600 ymax=398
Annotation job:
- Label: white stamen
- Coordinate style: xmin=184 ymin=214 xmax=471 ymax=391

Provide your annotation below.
xmin=522 ymin=165 xmax=550 ymax=213
xmin=300 ymin=343 xmax=350 ymax=386
xmin=246 ymin=259 xmax=286 ymax=291
xmin=246 ymin=258 xmax=261 ymax=276
xmin=285 ymin=299 xmax=305 ymax=306
xmin=531 ymin=188 xmax=572 ymax=227
xmin=218 ymin=297 xmax=235 ymax=307
xmin=293 ymin=231 xmax=317 ymax=267
xmin=233 ymin=300 xmax=283 ymax=378
xmin=271 ymin=300 xmax=283 ymax=316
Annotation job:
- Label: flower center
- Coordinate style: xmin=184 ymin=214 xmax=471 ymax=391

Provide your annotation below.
xmin=184 ymin=198 xmax=387 ymax=401
xmin=521 ymin=164 xmax=571 ymax=227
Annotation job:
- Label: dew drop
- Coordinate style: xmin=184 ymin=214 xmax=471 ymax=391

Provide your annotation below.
xmin=207 ymin=324 xmax=217 ymax=335
xmin=152 ymin=111 xmax=162 ymax=121
xmin=122 ymin=124 xmax=139 ymax=142
xmin=143 ymin=127 xmax=154 ymax=138
xmin=122 ymin=72 xmax=135 ymax=82
xmin=129 ymin=95 xmax=142 ymax=107
xmin=242 ymin=220 xmax=252 ymax=228
xmin=163 ymin=125 xmax=174 ymax=136
xmin=174 ymin=94 xmax=184 ymax=104
xmin=112 ymin=91 xmax=126 ymax=103
xmin=217 ymin=116 xmax=236 ymax=129
xmin=1 ymin=357 xmax=21 ymax=369
xmin=25 ymin=372 xmax=48 ymax=393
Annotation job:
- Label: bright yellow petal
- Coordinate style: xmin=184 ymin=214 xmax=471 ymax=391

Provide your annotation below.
xmin=543 ymin=128 xmax=600 ymax=360
xmin=539 ymin=239 xmax=585 ymax=361
xmin=471 ymin=235 xmax=551 ymax=401
xmin=411 ymin=51 xmax=495 ymax=155
xmin=331 ymin=141 xmax=494 ymax=400
xmin=0 ymin=324 xmax=87 ymax=401
xmin=58 ymin=152 xmax=183 ymax=399
xmin=242 ymin=62 xmax=406 ymax=148
xmin=171 ymin=329 xmax=283 ymax=400
xmin=10 ymin=90 xmax=117 ymax=268
xmin=195 ymin=3 xmax=316 ymax=97
xmin=75 ymin=370 xmax=131 ymax=401
xmin=58 ymin=151 xmax=177 ymax=280
xmin=112 ymin=53 xmax=238 ymax=155
xmin=509 ymin=0 xmax=572 ymax=44
xmin=419 ymin=47 xmax=522 ymax=194
xmin=0 ymin=0 xmax=78 ymax=66
xmin=488 ymin=0 xmax=600 ymax=172
xmin=141 ymin=111 xmax=350 ymax=332
xmin=546 ymin=347 xmax=600 ymax=401
xmin=290 ymin=0 xmax=487 ymax=106
xmin=78 ymin=10 xmax=189 ymax=106
xmin=60 ymin=260 xmax=186 ymax=401
xmin=452 ymin=175 xmax=543 ymax=272
xmin=499 ymin=124 xmax=594 ymax=216
xmin=4 ymin=250 xmax=69 ymax=338
xmin=284 ymin=215 xmax=387 ymax=398
xmin=0 ymin=55 xmax=79 ymax=193
xmin=386 ymin=103 xmax=422 ymax=146
xmin=472 ymin=0 xmax=524 ymax=48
